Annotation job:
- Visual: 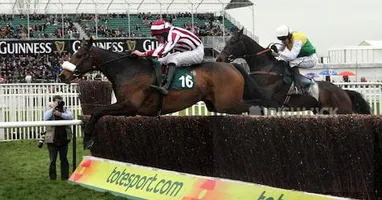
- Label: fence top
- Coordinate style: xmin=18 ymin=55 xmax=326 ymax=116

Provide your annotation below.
xmin=335 ymin=82 xmax=382 ymax=86
xmin=0 ymin=120 xmax=83 ymax=128
xmin=0 ymin=83 xmax=79 ymax=86
xmin=0 ymin=81 xmax=381 ymax=86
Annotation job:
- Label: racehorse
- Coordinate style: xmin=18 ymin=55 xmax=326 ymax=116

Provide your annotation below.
xmin=216 ymin=29 xmax=371 ymax=115
xmin=59 ymin=37 xmax=266 ymax=149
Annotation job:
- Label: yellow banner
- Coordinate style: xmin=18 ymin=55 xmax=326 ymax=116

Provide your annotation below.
xmin=69 ymin=156 xmax=350 ymax=200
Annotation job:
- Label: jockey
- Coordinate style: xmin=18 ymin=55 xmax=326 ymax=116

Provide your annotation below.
xmin=274 ymin=25 xmax=318 ymax=95
xmin=132 ymin=19 xmax=205 ymax=95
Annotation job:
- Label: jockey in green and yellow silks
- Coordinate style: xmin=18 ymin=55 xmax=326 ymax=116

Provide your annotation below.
xmin=274 ymin=25 xmax=318 ymax=95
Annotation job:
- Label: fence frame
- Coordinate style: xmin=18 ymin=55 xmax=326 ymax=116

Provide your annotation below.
xmin=0 ymin=82 xmax=381 ymax=141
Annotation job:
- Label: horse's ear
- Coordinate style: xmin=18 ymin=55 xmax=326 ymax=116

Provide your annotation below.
xmin=88 ymin=36 xmax=94 ymax=47
xmin=239 ymin=28 xmax=244 ymax=35
xmin=81 ymin=37 xmax=86 ymax=47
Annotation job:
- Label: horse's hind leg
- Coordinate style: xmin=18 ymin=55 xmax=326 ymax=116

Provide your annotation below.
xmin=318 ymin=89 xmax=353 ymax=114
xmin=212 ymin=83 xmax=249 ymax=114
xmin=84 ymin=100 xmax=138 ymax=149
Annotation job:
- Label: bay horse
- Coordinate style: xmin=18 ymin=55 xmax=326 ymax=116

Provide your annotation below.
xmin=216 ymin=29 xmax=371 ymax=115
xmin=59 ymin=37 xmax=267 ymax=149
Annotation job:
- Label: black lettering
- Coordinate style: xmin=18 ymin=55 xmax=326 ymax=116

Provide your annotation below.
xmin=166 ymin=181 xmax=183 ymax=197
xmin=147 ymin=174 xmax=157 ymax=192
xmin=116 ymin=169 xmax=126 ymax=185
xmin=120 ymin=173 xmax=129 ymax=186
xmin=154 ymin=179 xmax=165 ymax=193
xmin=136 ymin=176 xmax=147 ymax=189
xmin=107 ymin=167 xmax=118 ymax=183
xmin=160 ymin=180 xmax=171 ymax=194
xmin=145 ymin=177 xmax=154 ymax=192
xmin=258 ymin=191 xmax=267 ymax=200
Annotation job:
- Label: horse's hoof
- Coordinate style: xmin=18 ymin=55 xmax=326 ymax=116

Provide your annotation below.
xmin=83 ymin=138 xmax=94 ymax=150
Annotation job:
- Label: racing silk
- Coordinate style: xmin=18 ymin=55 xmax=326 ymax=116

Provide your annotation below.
xmin=146 ymin=26 xmax=202 ymax=57
xmin=279 ymin=31 xmax=316 ymax=61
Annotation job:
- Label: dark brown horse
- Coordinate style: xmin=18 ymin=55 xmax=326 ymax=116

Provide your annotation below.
xmin=216 ymin=29 xmax=371 ymax=115
xmin=59 ymin=37 xmax=267 ymax=149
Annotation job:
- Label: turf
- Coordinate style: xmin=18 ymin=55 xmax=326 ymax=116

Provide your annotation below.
xmin=0 ymin=138 xmax=125 ymax=200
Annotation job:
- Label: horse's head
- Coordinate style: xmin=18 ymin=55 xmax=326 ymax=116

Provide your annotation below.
xmin=59 ymin=37 xmax=96 ymax=83
xmin=216 ymin=28 xmax=247 ymax=63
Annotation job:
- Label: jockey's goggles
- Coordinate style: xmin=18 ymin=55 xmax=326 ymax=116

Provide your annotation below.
xmin=277 ymin=36 xmax=288 ymax=41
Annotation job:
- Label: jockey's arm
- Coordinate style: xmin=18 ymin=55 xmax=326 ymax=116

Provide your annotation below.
xmin=146 ymin=34 xmax=180 ymax=57
xmin=279 ymin=40 xmax=303 ymax=61
xmin=277 ymin=44 xmax=286 ymax=52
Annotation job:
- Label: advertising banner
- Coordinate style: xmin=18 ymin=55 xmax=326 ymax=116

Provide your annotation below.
xmin=0 ymin=38 xmax=158 ymax=55
xmin=69 ymin=156 xmax=351 ymax=200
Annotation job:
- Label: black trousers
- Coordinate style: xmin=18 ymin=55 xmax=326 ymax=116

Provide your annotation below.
xmin=47 ymin=143 xmax=69 ymax=180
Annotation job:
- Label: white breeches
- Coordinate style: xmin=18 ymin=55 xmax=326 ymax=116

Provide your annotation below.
xmin=289 ymin=53 xmax=318 ymax=68
xmin=158 ymin=43 xmax=204 ymax=67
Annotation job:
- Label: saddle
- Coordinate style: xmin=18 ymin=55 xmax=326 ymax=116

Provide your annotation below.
xmin=282 ymin=62 xmax=315 ymax=93
xmin=150 ymin=59 xmax=197 ymax=90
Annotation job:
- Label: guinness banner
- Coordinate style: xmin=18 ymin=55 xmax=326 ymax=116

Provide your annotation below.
xmin=0 ymin=38 xmax=158 ymax=55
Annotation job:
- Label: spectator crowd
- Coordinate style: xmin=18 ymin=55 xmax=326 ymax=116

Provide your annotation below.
xmin=0 ymin=12 xmax=239 ymax=83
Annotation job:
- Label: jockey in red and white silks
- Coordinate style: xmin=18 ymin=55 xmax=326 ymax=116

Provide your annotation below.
xmin=133 ymin=19 xmax=204 ymax=67
xmin=132 ymin=19 xmax=205 ymax=95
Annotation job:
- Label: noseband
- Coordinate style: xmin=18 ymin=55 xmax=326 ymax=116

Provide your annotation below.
xmin=69 ymin=46 xmax=95 ymax=79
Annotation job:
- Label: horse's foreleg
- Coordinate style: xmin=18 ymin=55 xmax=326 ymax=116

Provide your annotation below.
xmin=84 ymin=100 xmax=138 ymax=149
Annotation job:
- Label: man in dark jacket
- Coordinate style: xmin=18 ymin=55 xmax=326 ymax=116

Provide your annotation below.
xmin=43 ymin=95 xmax=73 ymax=180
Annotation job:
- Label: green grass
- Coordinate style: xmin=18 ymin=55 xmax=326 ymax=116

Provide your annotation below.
xmin=0 ymin=138 xmax=125 ymax=200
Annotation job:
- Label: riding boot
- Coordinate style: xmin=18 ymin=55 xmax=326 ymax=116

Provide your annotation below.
xmin=291 ymin=67 xmax=303 ymax=95
xmin=151 ymin=63 xmax=176 ymax=95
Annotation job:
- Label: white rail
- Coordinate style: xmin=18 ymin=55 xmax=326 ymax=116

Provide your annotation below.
xmin=0 ymin=120 xmax=82 ymax=128
xmin=0 ymin=82 xmax=381 ymax=141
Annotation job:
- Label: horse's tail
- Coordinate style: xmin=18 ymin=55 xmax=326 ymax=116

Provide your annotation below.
xmin=344 ymin=89 xmax=372 ymax=114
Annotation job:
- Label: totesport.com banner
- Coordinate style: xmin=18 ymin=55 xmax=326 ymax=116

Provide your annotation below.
xmin=69 ymin=156 xmax=350 ymax=200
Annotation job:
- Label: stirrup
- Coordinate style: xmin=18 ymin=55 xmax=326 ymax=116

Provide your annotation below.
xmin=287 ymin=86 xmax=303 ymax=95
xmin=150 ymin=85 xmax=169 ymax=95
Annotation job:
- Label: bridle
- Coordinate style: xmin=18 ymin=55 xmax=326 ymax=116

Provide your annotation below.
xmin=221 ymin=41 xmax=284 ymax=76
xmin=222 ymin=39 xmax=280 ymax=63
xmin=69 ymin=46 xmax=95 ymax=79
xmin=68 ymin=46 xmax=133 ymax=79
xmin=221 ymin=39 xmax=257 ymax=62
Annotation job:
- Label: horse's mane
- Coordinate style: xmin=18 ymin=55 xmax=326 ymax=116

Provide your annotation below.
xmin=103 ymin=47 xmax=134 ymax=57
xmin=96 ymin=46 xmax=151 ymax=63
xmin=240 ymin=34 xmax=278 ymax=62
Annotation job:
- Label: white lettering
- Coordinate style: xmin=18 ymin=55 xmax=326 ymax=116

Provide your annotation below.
xmin=143 ymin=40 xmax=158 ymax=51
xmin=0 ymin=41 xmax=6 ymax=54
xmin=45 ymin=43 xmax=53 ymax=53
xmin=117 ymin=42 xmax=124 ymax=52
xmin=72 ymin=40 xmax=81 ymax=53
xmin=0 ymin=41 xmax=53 ymax=54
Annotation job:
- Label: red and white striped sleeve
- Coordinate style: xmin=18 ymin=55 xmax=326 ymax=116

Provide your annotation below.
xmin=146 ymin=31 xmax=180 ymax=57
